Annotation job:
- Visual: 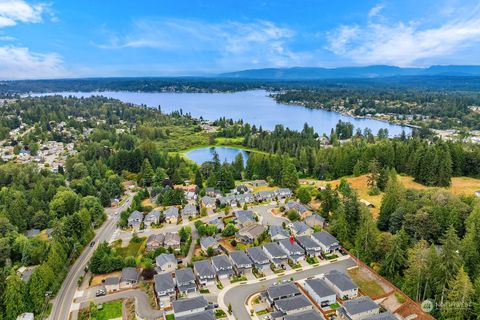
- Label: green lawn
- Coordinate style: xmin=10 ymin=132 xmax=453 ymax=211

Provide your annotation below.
xmin=215 ymin=309 xmax=227 ymax=319
xmin=330 ymin=302 xmax=341 ymax=310
xmin=165 ymin=314 xmax=175 ymax=320
xmin=114 ymin=237 xmax=146 ymax=258
xmin=230 ymin=275 xmax=247 ymax=283
xmin=96 ymin=301 xmax=122 ymax=320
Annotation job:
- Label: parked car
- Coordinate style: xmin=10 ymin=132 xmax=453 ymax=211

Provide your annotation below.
xmin=96 ymin=289 xmax=106 ymax=297
xmin=89 ymin=241 xmax=96 ymax=247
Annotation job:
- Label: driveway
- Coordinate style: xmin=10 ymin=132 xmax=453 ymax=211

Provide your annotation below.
xmin=221 ymin=257 xmax=356 ymax=320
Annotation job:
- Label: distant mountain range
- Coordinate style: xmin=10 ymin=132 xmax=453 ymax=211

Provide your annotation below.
xmin=219 ymin=65 xmax=480 ymax=80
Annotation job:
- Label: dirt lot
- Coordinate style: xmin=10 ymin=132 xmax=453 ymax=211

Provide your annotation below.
xmin=219 ymin=237 xmax=236 ymax=252
xmin=90 ymin=271 xmax=122 ymax=287
xmin=347 ymin=266 xmax=390 ymax=299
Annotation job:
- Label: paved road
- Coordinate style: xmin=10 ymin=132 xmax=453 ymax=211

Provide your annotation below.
xmin=76 ymin=289 xmax=163 ymax=320
xmin=254 ymin=204 xmax=288 ymax=227
xmin=49 ymin=195 xmax=133 ymax=320
xmin=222 ymin=258 xmax=356 ymax=320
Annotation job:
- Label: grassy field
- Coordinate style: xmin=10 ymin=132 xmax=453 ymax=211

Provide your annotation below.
xmin=96 ymin=300 xmax=122 ymax=320
xmin=348 ymin=268 xmax=386 ymax=298
xmin=113 ymin=237 xmax=146 ymax=258
xmin=313 ymin=174 xmax=480 ymax=217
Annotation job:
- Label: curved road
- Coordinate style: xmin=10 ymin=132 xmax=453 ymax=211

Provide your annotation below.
xmin=221 ymin=258 xmax=356 ymax=320
xmin=49 ymin=196 xmax=132 ymax=320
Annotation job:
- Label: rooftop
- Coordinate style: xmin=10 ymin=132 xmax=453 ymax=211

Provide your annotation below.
xmin=342 ymin=296 xmax=379 ymax=316
xmin=304 ymin=278 xmax=336 ymax=297
xmin=267 ymin=282 xmax=300 ymax=300
xmin=175 ymin=268 xmax=196 ymax=283
xmin=324 ymin=270 xmax=358 ymax=292
xmin=173 ymin=296 xmax=209 ymax=314
xmin=312 ymin=231 xmax=339 ymax=247
xmin=284 ymin=310 xmax=323 ymax=320
xmin=154 ymin=272 xmax=175 ymax=293
xmin=194 ymin=260 xmax=216 ymax=277
xmin=275 ymin=295 xmax=311 ymax=312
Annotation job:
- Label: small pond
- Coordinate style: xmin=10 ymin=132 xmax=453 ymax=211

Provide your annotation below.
xmin=185 ymin=147 xmax=249 ymax=165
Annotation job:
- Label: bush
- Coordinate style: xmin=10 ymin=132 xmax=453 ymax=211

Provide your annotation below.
xmin=368 ymin=187 xmax=380 ymax=196
xmin=287 ymin=210 xmax=300 ymax=221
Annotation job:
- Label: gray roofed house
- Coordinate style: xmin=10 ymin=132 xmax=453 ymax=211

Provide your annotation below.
xmin=286 ymin=200 xmax=310 ymax=214
xmin=211 ymin=255 xmax=234 ymax=279
xmin=304 ymin=213 xmax=325 ymax=229
xmin=219 ymin=195 xmax=237 ymax=207
xmin=127 ymin=210 xmax=143 ymax=230
xmin=233 ymin=185 xmax=250 ymax=194
xmin=295 ymin=235 xmax=322 ymax=256
xmin=164 ymin=207 xmax=179 ymax=223
xmin=235 ymin=210 xmax=256 ymax=226
xmin=364 ymin=312 xmax=398 ymax=320
xmin=209 ymin=217 xmax=225 ymax=231
xmin=284 ymin=310 xmax=323 ymax=320
xmin=144 ymin=209 xmax=161 ymax=227
xmin=181 ymin=203 xmax=197 ymax=219
xmin=324 ymin=270 xmax=358 ymax=299
xmin=173 ymin=296 xmax=209 ymax=317
xmin=25 ymin=229 xmax=40 ymax=238
xmin=269 ymin=225 xmax=289 ymax=241
xmin=279 ymin=238 xmax=306 ymax=263
xmin=155 ymin=253 xmax=177 ymax=273
xmin=236 ymin=193 xmax=255 ymax=205
xmin=104 ymin=276 xmax=120 ymax=292
xmin=200 ymin=236 xmax=219 ymax=252
xmin=312 ymin=231 xmax=340 ymax=253
xmin=146 ymin=233 xmax=165 ymax=252
xmin=276 ymin=188 xmax=293 ymax=198
xmin=246 ymin=246 xmax=271 ymax=270
xmin=229 ymin=250 xmax=253 ymax=274
xmin=289 ymin=221 xmax=312 ymax=236
xmin=120 ymin=267 xmax=140 ymax=288
xmin=263 ymin=242 xmax=288 ymax=267
xmin=201 ymin=196 xmax=216 ymax=208
xmin=175 ymin=268 xmax=197 ymax=294
xmin=154 ymin=273 xmax=176 ymax=298
xmin=266 ymin=282 xmax=301 ymax=303
xmin=236 ymin=224 xmax=266 ymax=244
xmin=338 ymin=296 xmax=379 ymax=320
xmin=194 ymin=260 xmax=216 ymax=285
xmin=304 ymin=278 xmax=337 ymax=307
xmin=255 ymin=190 xmax=276 ymax=202
xmin=164 ymin=232 xmax=181 ymax=250
xmin=176 ymin=310 xmax=215 ymax=320
xmin=274 ymin=295 xmax=312 ymax=315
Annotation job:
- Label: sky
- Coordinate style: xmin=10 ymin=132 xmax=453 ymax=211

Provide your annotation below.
xmin=1 ymin=0 xmax=480 ymax=79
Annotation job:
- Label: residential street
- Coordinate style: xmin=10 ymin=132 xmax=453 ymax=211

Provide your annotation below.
xmin=254 ymin=203 xmax=289 ymax=227
xmin=48 ymin=195 xmax=133 ymax=320
xmin=220 ymin=256 xmax=356 ymax=320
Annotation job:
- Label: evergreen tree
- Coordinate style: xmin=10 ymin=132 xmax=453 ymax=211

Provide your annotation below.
xmin=281 ymin=158 xmax=299 ymax=190
xmin=232 ymin=153 xmax=244 ymax=180
xmin=140 ymin=159 xmax=154 ymax=186
xmin=402 ymin=240 xmax=431 ymax=301
xmin=194 ymin=170 xmax=203 ymax=189
xmin=461 ymin=205 xmax=480 ymax=278
xmin=4 ymin=273 xmax=27 ymax=320
xmin=354 ymin=207 xmax=378 ymax=264
xmin=441 ymin=267 xmax=473 ymax=320
xmin=378 ymin=170 xmax=404 ymax=231
xmin=438 ymin=226 xmax=463 ymax=304
xmin=380 ymin=228 xmax=408 ymax=279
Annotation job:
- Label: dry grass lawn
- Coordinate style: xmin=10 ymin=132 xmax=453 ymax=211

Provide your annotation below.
xmin=347 ymin=267 xmax=388 ymax=299
xmin=90 ymin=271 xmax=122 ymax=287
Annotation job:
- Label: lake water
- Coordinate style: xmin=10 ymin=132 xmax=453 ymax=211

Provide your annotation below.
xmin=185 ymin=147 xmax=248 ymax=165
xmin=33 ymin=90 xmax=410 ymax=136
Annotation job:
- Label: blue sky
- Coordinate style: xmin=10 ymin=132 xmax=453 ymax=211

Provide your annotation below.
xmin=0 ymin=0 xmax=480 ymax=79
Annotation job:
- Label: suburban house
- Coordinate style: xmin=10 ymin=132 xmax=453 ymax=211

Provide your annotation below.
xmin=266 ymin=282 xmax=301 ymax=304
xmin=269 ymin=225 xmax=289 ymax=241
xmin=323 ymin=270 xmax=359 ymax=299
xmin=144 ymin=209 xmax=161 ymax=227
xmin=211 ymin=255 xmax=234 ymax=279
xmin=175 ymin=268 xmax=197 ymax=295
xmin=181 ymin=203 xmax=197 ymax=219
xmin=304 ymin=213 xmax=325 ymax=229
xmin=154 ymin=272 xmax=176 ymax=301
xmin=200 ymin=236 xmax=220 ymax=253
xmin=337 ymin=296 xmax=380 ymax=320
xmin=286 ymin=201 xmax=310 ymax=215
xmin=205 ymin=188 xmax=221 ymax=198
xmin=251 ymin=179 xmax=268 ymax=187
xmin=236 ymin=224 xmax=266 ymax=244
xmin=295 ymin=235 xmax=322 ymax=257
xmin=284 ymin=310 xmax=323 ymax=320
xmin=279 ymin=239 xmax=306 ymax=263
xmin=146 ymin=234 xmax=165 ymax=252
xmin=289 ymin=221 xmax=312 ymax=236
xmin=176 ymin=311 xmax=215 ymax=320
xmin=236 ymin=193 xmax=255 ymax=205
xmin=263 ymin=242 xmax=288 ymax=268
xmin=172 ymin=296 xmax=209 ymax=318
xmin=209 ymin=217 xmax=225 ymax=231
xmin=194 ymin=260 xmax=216 ymax=286
xmin=155 ymin=253 xmax=177 ymax=273
xmin=255 ymin=190 xmax=276 ymax=202
xmin=303 ymin=278 xmax=337 ymax=307
xmin=312 ymin=231 xmax=341 ymax=254
xmin=164 ymin=232 xmax=181 ymax=250
xmin=164 ymin=207 xmax=179 ymax=224
xmin=235 ymin=210 xmax=256 ymax=226
xmin=364 ymin=312 xmax=397 ymax=320
xmin=104 ymin=276 xmax=120 ymax=293
xmin=274 ymin=295 xmax=313 ymax=316
xmin=127 ymin=210 xmax=143 ymax=231
xmin=232 ymin=184 xmax=251 ymax=194
xmin=276 ymin=188 xmax=293 ymax=198
xmin=201 ymin=196 xmax=216 ymax=209
xmin=246 ymin=246 xmax=271 ymax=270
xmin=229 ymin=250 xmax=253 ymax=274
xmin=219 ymin=195 xmax=237 ymax=207
xmin=120 ymin=267 xmax=140 ymax=289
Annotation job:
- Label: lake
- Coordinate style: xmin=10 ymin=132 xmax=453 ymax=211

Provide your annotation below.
xmin=185 ymin=147 xmax=248 ymax=165
xmin=33 ymin=90 xmax=410 ymax=136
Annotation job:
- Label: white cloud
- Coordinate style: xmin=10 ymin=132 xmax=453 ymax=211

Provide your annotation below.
xmin=0 ymin=0 xmax=47 ymax=27
xmin=327 ymin=4 xmax=480 ymax=66
xmin=368 ymin=4 xmax=384 ymax=18
xmin=97 ymin=18 xmax=310 ymax=70
xmin=0 ymin=46 xmax=67 ymax=79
